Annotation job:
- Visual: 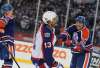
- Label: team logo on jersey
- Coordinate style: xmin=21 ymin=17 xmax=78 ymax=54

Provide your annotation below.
xmin=73 ymin=32 xmax=79 ymax=44
xmin=44 ymin=33 xmax=50 ymax=37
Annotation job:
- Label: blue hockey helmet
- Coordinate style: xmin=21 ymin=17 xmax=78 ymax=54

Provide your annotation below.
xmin=1 ymin=3 xmax=13 ymax=15
xmin=75 ymin=16 xmax=87 ymax=25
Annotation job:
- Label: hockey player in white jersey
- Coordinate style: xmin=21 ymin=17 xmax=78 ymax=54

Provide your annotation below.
xmin=31 ymin=11 xmax=63 ymax=68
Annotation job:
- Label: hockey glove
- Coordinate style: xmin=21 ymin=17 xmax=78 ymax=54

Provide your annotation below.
xmin=0 ymin=36 xmax=14 ymax=46
xmin=52 ymin=61 xmax=58 ymax=67
xmin=56 ymin=39 xmax=63 ymax=46
xmin=72 ymin=44 xmax=82 ymax=52
xmin=65 ymin=39 xmax=72 ymax=47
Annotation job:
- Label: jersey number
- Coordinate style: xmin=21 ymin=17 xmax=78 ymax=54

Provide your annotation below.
xmin=44 ymin=42 xmax=52 ymax=48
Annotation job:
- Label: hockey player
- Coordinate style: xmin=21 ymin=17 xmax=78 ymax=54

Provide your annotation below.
xmin=31 ymin=11 xmax=63 ymax=68
xmin=57 ymin=16 xmax=93 ymax=68
xmin=0 ymin=4 xmax=14 ymax=68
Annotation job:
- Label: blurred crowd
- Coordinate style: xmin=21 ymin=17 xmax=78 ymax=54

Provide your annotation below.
xmin=0 ymin=0 xmax=100 ymax=45
xmin=11 ymin=0 xmax=99 ymax=29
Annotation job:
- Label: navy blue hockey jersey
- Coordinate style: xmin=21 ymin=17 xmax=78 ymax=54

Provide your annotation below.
xmin=59 ymin=25 xmax=93 ymax=53
xmin=0 ymin=16 xmax=15 ymax=59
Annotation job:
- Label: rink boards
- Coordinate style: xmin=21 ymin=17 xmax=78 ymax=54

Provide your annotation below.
xmin=0 ymin=41 xmax=72 ymax=68
xmin=0 ymin=41 xmax=100 ymax=68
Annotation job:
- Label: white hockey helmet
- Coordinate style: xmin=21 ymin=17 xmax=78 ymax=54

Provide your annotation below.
xmin=42 ymin=11 xmax=57 ymax=24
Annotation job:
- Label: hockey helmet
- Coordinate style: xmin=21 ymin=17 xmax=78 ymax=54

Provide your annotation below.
xmin=1 ymin=3 xmax=13 ymax=15
xmin=75 ymin=16 xmax=87 ymax=25
xmin=42 ymin=11 xmax=57 ymax=24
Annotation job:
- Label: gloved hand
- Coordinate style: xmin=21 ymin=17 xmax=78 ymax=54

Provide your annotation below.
xmin=0 ymin=36 xmax=14 ymax=46
xmin=56 ymin=39 xmax=63 ymax=46
xmin=84 ymin=44 xmax=93 ymax=52
xmin=52 ymin=61 xmax=58 ymax=67
xmin=80 ymin=41 xmax=93 ymax=52
xmin=65 ymin=39 xmax=72 ymax=47
xmin=72 ymin=44 xmax=82 ymax=52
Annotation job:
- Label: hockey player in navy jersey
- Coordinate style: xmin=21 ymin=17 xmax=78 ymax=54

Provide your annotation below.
xmin=0 ymin=4 xmax=14 ymax=68
xmin=31 ymin=11 xmax=63 ymax=68
xmin=57 ymin=16 xmax=93 ymax=68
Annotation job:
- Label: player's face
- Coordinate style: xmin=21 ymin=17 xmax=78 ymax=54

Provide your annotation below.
xmin=76 ymin=21 xmax=84 ymax=30
xmin=49 ymin=17 xmax=57 ymax=28
xmin=5 ymin=10 xmax=14 ymax=17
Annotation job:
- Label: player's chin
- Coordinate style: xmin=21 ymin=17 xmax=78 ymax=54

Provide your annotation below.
xmin=52 ymin=67 xmax=57 ymax=68
xmin=51 ymin=25 xmax=56 ymax=28
xmin=77 ymin=26 xmax=82 ymax=30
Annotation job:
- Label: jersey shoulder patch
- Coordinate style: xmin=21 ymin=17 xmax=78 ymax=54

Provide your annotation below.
xmin=82 ymin=27 xmax=89 ymax=41
xmin=44 ymin=33 xmax=50 ymax=37
xmin=0 ymin=19 xmax=5 ymax=33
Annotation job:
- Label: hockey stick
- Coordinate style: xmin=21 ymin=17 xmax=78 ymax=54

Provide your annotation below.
xmin=2 ymin=42 xmax=21 ymax=68
xmin=65 ymin=0 xmax=71 ymax=28
xmin=92 ymin=0 xmax=99 ymax=43
xmin=33 ymin=0 xmax=41 ymax=42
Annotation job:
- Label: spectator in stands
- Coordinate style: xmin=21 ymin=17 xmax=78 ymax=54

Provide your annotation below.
xmin=95 ymin=22 xmax=100 ymax=46
xmin=20 ymin=15 xmax=30 ymax=30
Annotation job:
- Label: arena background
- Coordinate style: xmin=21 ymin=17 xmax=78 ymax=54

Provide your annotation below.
xmin=0 ymin=0 xmax=100 ymax=68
